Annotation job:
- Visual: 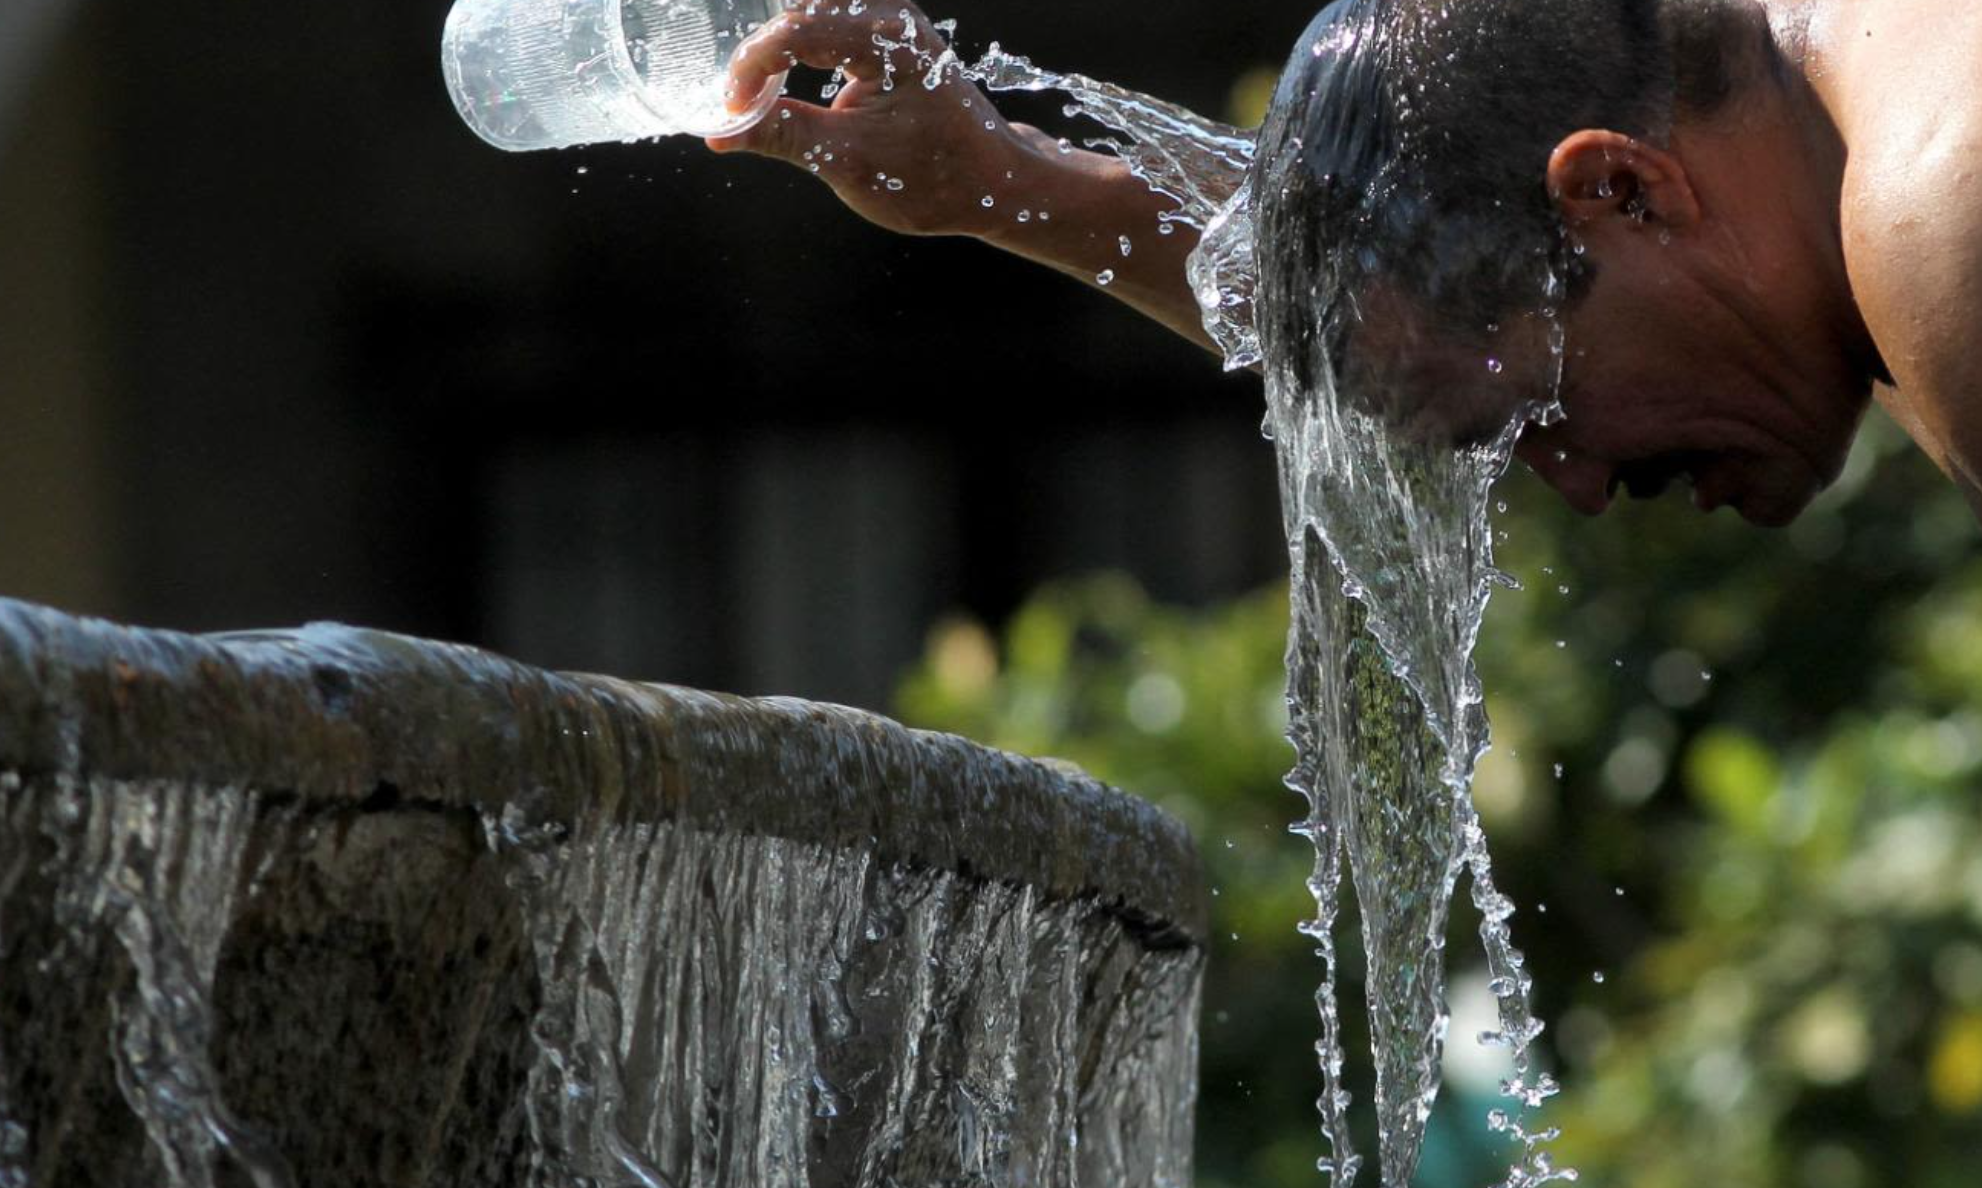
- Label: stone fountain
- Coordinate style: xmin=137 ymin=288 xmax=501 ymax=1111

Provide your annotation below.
xmin=0 ymin=598 xmax=1205 ymax=1188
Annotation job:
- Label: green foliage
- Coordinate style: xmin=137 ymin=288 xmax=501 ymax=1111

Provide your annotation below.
xmin=896 ymin=413 xmax=1982 ymax=1187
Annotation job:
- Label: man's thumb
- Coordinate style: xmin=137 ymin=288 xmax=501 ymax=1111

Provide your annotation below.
xmin=706 ymin=100 xmax=823 ymax=166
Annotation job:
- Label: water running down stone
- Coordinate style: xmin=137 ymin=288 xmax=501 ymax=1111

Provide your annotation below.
xmin=0 ymin=600 xmax=1205 ymax=1187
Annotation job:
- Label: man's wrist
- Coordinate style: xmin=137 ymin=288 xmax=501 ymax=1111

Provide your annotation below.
xmin=971 ymin=127 xmax=1128 ymax=251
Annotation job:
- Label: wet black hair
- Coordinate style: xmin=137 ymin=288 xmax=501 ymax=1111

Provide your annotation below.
xmin=1254 ymin=0 xmax=1776 ymax=436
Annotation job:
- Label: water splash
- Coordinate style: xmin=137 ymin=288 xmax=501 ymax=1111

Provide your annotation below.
xmin=963 ymin=45 xmax=1253 ymax=232
xmin=1214 ymin=18 xmax=1572 ymax=1183
xmin=948 ymin=20 xmax=1576 ymax=1188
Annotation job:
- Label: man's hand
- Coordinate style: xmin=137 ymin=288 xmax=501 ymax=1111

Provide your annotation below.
xmin=706 ymin=2 xmax=1220 ymax=354
xmin=708 ymin=3 xmax=1034 ymax=239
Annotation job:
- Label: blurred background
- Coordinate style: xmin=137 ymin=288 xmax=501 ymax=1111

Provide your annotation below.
xmin=4 ymin=2 xmax=1981 ymax=1186
xmin=0 ymin=0 xmax=1291 ymax=708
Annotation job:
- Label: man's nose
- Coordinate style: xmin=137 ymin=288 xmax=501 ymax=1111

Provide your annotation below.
xmin=1515 ymin=437 xmax=1614 ymax=516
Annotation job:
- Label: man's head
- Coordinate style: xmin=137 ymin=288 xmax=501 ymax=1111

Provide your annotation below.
xmin=1255 ymin=0 xmax=1876 ymax=525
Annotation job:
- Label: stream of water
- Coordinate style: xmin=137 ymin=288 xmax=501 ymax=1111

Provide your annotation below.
xmin=960 ymin=28 xmax=1576 ymax=1188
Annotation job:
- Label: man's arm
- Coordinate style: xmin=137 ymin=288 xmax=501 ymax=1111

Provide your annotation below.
xmin=707 ymin=3 xmax=1218 ymax=353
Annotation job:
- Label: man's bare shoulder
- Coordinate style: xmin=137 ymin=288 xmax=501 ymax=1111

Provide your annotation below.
xmin=1820 ymin=0 xmax=1980 ymax=119
xmin=1830 ymin=0 xmax=1982 ymax=484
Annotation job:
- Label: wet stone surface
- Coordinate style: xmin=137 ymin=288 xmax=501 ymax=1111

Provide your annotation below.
xmin=0 ymin=599 xmax=1205 ymax=1188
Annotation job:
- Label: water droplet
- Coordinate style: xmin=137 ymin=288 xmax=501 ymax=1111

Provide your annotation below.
xmin=886 ymin=177 xmax=905 ymax=192
xmin=1591 ymin=971 xmax=1606 ymax=984
xmin=1486 ymin=357 xmax=1505 ymax=374
xmin=1096 ymin=269 xmax=1116 ymax=286
xmin=980 ymin=195 xmax=995 ymax=208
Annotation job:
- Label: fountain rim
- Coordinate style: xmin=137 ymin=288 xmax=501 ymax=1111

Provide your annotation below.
xmin=0 ymin=597 xmax=1207 ymax=944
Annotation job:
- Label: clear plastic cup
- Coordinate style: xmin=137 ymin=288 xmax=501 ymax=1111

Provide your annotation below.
xmin=442 ymin=0 xmax=789 ymax=151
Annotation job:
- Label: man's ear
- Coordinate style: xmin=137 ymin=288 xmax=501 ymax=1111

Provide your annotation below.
xmin=1547 ymin=129 xmax=1701 ymax=230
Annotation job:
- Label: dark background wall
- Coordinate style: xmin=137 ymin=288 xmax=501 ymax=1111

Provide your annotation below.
xmin=0 ymin=0 xmax=1319 ymax=709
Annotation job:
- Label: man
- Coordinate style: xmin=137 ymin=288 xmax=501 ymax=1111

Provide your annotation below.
xmin=709 ymin=0 xmax=1979 ymax=528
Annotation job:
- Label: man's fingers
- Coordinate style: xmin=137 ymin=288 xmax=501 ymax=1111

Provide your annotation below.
xmin=726 ymin=8 xmax=938 ymax=112
xmin=706 ymin=99 xmax=836 ymax=170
